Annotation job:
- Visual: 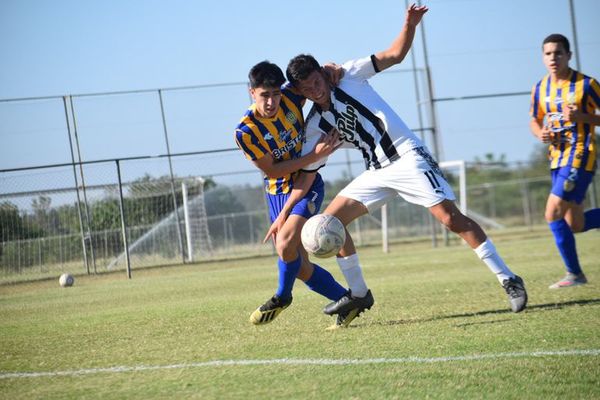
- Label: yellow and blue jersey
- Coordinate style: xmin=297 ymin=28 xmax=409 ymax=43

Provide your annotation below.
xmin=530 ymin=69 xmax=600 ymax=172
xmin=234 ymin=86 xmax=305 ymax=194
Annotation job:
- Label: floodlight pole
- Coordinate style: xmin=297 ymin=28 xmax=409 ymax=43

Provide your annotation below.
xmin=157 ymin=90 xmax=186 ymax=264
xmin=568 ymin=0 xmax=581 ymax=72
xmin=417 ymin=1 xmax=441 ymax=161
xmin=568 ymin=0 xmax=598 ymax=208
xmin=63 ymin=96 xmax=90 ymax=274
xmin=416 ymin=0 xmax=442 ymax=247
xmin=69 ymin=96 xmax=97 ymax=273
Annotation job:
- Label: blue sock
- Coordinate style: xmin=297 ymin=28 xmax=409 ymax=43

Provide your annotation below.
xmin=305 ymin=264 xmax=348 ymax=301
xmin=583 ymin=208 xmax=600 ymax=232
xmin=275 ymin=256 xmax=301 ymax=300
xmin=549 ymin=219 xmax=581 ymax=275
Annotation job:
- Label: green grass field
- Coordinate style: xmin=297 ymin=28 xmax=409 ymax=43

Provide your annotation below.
xmin=1 ymin=231 xmax=599 ymax=399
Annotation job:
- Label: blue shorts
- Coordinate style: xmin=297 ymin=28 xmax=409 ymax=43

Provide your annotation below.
xmin=550 ymin=166 xmax=595 ymax=204
xmin=266 ymin=173 xmax=324 ymax=223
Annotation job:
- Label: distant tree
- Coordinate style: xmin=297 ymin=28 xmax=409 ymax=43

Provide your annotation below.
xmin=0 ymin=202 xmax=23 ymax=247
xmin=90 ymin=199 xmax=122 ymax=231
xmin=204 ymin=186 xmax=246 ymax=215
xmin=473 ymin=152 xmax=507 ymax=167
xmin=468 ymin=153 xmax=512 ymax=187
xmin=0 ymin=201 xmax=44 ymax=260
xmin=30 ymin=195 xmax=52 ymax=236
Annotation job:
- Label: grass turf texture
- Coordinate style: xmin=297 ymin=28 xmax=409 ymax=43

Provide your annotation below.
xmin=1 ymin=232 xmax=599 ymax=399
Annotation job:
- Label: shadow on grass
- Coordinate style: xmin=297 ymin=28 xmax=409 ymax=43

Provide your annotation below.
xmin=373 ymin=298 xmax=600 ymax=327
xmin=453 ymin=318 xmax=514 ymax=328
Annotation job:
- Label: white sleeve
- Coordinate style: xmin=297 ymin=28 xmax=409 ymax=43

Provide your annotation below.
xmin=341 ymin=56 xmax=377 ymax=82
xmin=301 ymin=116 xmax=328 ymax=172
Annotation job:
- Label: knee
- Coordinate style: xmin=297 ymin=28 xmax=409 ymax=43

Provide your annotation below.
xmin=438 ymin=212 xmax=461 ymax=233
xmin=275 ymin=235 xmax=296 ymax=261
xmin=570 ymin=220 xmax=584 ymax=233
xmin=544 ymin=209 xmax=559 ymax=223
xmin=544 ymin=202 xmax=564 ymax=223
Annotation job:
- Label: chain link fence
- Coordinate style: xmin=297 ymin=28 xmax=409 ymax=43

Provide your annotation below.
xmin=4 ymin=149 xmax=596 ymax=283
xmin=2 ymin=79 xmax=598 ymax=283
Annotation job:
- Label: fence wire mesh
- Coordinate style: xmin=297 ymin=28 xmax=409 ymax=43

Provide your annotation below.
xmin=4 ymin=150 xmax=593 ymax=283
xmin=1 ymin=82 xmax=598 ymax=283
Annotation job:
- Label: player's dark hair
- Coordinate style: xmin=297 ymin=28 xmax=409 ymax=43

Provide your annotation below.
xmin=286 ymin=54 xmax=322 ymax=87
xmin=543 ymin=34 xmax=570 ymax=53
xmin=248 ymin=61 xmax=285 ymax=89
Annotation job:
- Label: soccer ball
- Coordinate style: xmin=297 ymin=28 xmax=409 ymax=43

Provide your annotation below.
xmin=59 ymin=273 xmax=74 ymax=287
xmin=301 ymin=214 xmax=346 ymax=258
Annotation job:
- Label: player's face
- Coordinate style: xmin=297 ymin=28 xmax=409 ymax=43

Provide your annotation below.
xmin=542 ymin=42 xmax=571 ymax=77
xmin=297 ymin=70 xmax=331 ymax=106
xmin=250 ymin=86 xmax=282 ymax=118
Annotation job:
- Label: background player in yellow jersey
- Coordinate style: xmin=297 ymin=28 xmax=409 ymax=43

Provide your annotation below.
xmin=529 ymin=33 xmax=600 ymax=288
xmin=235 ymin=61 xmax=355 ymax=327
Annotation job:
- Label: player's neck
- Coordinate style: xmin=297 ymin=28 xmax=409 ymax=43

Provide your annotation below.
xmin=550 ymin=68 xmax=572 ymax=84
xmin=317 ymin=99 xmax=331 ymax=111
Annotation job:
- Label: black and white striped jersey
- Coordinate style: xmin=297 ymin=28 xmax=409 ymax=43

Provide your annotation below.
xmin=302 ymin=55 xmax=423 ymax=172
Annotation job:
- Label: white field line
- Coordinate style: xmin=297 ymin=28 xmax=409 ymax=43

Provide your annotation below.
xmin=1 ymin=349 xmax=599 ymax=379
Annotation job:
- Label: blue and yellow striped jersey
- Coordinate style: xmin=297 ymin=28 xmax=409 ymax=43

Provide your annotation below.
xmin=235 ymin=86 xmax=305 ymax=194
xmin=530 ymin=69 xmax=600 ymax=172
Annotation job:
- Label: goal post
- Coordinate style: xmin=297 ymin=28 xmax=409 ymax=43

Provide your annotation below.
xmin=107 ymin=176 xmax=212 ymax=271
xmin=181 ymin=177 xmax=213 ymax=262
xmin=439 ymin=160 xmax=467 ymax=215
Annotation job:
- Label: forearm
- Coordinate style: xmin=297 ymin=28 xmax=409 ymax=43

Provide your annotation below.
xmin=372 ymin=5 xmax=427 ymax=72
xmin=374 ymin=23 xmax=416 ymax=71
xmin=261 ymin=151 xmax=320 ymax=179
xmin=578 ymin=112 xmax=600 ymax=126
xmin=529 ymin=118 xmax=545 ymax=141
xmin=281 ymin=172 xmax=316 ymax=216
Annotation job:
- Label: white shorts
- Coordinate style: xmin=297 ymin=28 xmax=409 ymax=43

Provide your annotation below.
xmin=338 ymin=147 xmax=456 ymax=212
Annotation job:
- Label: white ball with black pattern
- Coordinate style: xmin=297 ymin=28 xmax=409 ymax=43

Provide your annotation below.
xmin=301 ymin=214 xmax=346 ymax=258
xmin=59 ymin=273 xmax=74 ymax=287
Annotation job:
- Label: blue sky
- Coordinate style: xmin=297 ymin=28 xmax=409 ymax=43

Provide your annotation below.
xmin=1 ymin=0 xmax=599 ymax=186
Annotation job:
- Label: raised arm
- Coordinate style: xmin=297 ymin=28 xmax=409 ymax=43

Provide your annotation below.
xmin=372 ymin=3 xmax=428 ymax=72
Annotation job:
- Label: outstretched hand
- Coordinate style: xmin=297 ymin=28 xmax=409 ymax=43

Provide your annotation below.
xmin=406 ymin=3 xmax=428 ymax=27
xmin=263 ymin=212 xmax=288 ymax=244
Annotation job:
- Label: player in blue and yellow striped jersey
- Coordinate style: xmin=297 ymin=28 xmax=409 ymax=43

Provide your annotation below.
xmin=529 ymin=33 xmax=600 ymax=289
xmin=234 ymin=61 xmax=349 ymax=326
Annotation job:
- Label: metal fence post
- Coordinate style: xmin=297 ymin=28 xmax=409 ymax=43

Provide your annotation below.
xmin=115 ymin=160 xmax=132 ymax=279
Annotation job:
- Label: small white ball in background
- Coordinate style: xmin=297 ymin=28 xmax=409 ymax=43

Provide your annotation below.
xmin=59 ymin=273 xmax=74 ymax=287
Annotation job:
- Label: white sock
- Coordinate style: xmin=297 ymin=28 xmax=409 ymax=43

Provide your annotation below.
xmin=474 ymin=239 xmax=515 ymax=283
xmin=336 ymin=253 xmax=368 ymax=297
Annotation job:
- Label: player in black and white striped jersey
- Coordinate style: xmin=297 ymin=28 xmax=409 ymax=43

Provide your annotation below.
xmin=280 ymin=3 xmax=528 ymax=317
